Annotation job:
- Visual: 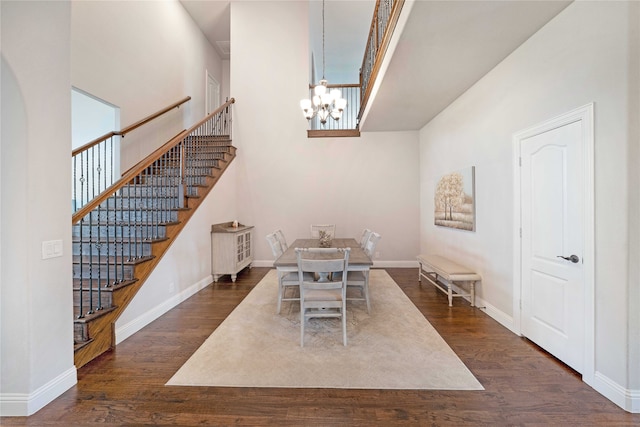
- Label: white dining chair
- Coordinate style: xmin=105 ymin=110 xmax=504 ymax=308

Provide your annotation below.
xmin=336 ymin=231 xmax=381 ymax=314
xmin=359 ymin=228 xmax=372 ymax=249
xmin=266 ymin=233 xmax=311 ymax=314
xmin=310 ymin=224 xmax=336 ymax=239
xmin=273 ymin=229 xmax=288 ymax=251
xmin=296 ymin=247 xmax=350 ymax=347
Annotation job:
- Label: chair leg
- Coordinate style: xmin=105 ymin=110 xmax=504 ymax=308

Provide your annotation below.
xmin=276 ymin=281 xmax=283 ymax=314
xmin=364 ymin=271 xmax=371 ymax=314
xmin=342 ymin=306 xmax=347 ymax=346
xmin=364 ymin=285 xmax=371 ymax=314
xmin=300 ymin=309 xmax=305 ymax=347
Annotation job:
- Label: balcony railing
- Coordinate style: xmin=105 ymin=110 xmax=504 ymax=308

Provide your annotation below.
xmin=359 ymin=0 xmax=405 ymax=122
xmin=307 ymin=83 xmax=360 ymax=131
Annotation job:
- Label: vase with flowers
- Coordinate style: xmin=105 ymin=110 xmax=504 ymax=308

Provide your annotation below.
xmin=318 ymin=230 xmax=332 ymax=248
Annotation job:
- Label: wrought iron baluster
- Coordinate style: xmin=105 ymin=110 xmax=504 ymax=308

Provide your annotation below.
xmin=119 ymin=189 xmax=126 ymax=282
xmin=96 ymin=147 xmax=103 ymax=311
xmin=133 ymin=178 xmax=139 ymax=261
xmin=126 ymin=183 xmax=133 ymax=262
xmin=77 ymin=216 xmax=85 ymax=319
xmin=73 ymin=156 xmax=77 ymax=213
xmin=87 ymin=214 xmax=94 ymax=315
xmin=160 ymin=153 xmax=166 ymax=227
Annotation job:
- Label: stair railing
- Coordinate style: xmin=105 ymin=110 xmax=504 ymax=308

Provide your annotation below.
xmin=72 ymin=96 xmax=191 ymax=214
xmin=72 ymin=98 xmax=235 ymax=320
xmin=358 ymin=0 xmax=405 ymax=122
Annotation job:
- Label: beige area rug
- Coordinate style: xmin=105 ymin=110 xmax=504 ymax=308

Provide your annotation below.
xmin=166 ymin=269 xmax=483 ymax=390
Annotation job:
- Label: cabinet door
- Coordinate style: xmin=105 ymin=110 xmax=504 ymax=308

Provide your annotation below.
xmin=244 ymin=232 xmax=251 ymax=259
xmin=236 ymin=234 xmax=245 ymax=264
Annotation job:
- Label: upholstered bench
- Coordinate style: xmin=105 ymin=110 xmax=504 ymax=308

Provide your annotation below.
xmin=417 ymin=254 xmax=481 ymax=307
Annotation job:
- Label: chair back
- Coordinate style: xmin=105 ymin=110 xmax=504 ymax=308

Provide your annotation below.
xmin=310 ymin=224 xmax=336 ymax=239
xmin=359 ymin=228 xmax=372 ymax=249
xmin=266 ymin=233 xmax=284 ymax=258
xmin=295 ymin=247 xmax=350 ymax=289
xmin=363 ymin=232 xmax=382 ymax=259
xmin=274 ymin=229 xmax=288 ymax=251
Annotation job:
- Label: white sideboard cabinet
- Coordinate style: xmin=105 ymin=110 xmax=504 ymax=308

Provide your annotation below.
xmin=211 ymin=222 xmax=254 ymax=282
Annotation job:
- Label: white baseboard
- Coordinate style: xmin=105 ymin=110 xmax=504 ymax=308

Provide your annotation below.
xmin=591 ymin=371 xmax=640 ymax=413
xmin=0 ymin=366 xmax=76 ymax=417
xmin=252 ymin=260 xmax=420 ymax=269
xmin=465 ymin=286 xmax=639 ymax=413
xmin=472 ymin=293 xmax=518 ymax=334
xmin=424 ymin=279 xmax=517 ymax=334
xmin=115 ymin=275 xmax=213 ymax=344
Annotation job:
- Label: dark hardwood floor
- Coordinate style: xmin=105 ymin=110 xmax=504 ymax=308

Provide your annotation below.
xmin=3 ymin=267 xmax=638 ymax=426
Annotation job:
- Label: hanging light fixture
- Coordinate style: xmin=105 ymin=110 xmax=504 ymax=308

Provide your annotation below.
xmin=300 ymin=0 xmax=347 ymax=125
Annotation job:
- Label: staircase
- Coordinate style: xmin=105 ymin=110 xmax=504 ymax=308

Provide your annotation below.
xmin=72 ymin=99 xmax=236 ymax=368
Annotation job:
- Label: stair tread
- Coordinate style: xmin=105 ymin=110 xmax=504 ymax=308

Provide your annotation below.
xmin=74 ymin=305 xmax=118 ymax=324
xmin=74 ymin=337 xmax=94 ymax=351
xmin=73 ymin=255 xmax=155 ymax=265
xmin=86 ymin=206 xmax=187 ymax=212
xmin=72 ymin=236 xmax=169 ymax=244
xmin=73 ymin=277 xmax=138 ymax=290
xmin=74 ymin=220 xmax=179 ymax=227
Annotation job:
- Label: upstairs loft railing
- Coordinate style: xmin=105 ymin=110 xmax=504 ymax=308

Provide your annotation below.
xmin=359 ymin=0 xmax=405 ymax=121
xmin=306 ymin=83 xmax=361 ymax=138
xmin=72 ymin=96 xmax=191 ymax=213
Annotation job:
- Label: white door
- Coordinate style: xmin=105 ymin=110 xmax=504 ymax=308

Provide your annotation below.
xmin=519 ymin=116 xmax=587 ymax=373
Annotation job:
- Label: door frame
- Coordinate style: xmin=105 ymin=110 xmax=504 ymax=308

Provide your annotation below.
xmin=512 ymin=103 xmax=595 ymax=384
xmin=206 ymin=70 xmax=220 ymax=115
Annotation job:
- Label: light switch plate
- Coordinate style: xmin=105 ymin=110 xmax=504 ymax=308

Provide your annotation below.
xmin=42 ymin=240 xmax=63 ymax=259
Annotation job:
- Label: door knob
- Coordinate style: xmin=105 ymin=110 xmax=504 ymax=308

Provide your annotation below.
xmin=557 ymin=254 xmax=580 ymax=263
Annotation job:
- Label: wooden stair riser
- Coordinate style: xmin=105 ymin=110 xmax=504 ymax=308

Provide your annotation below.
xmin=140 ymin=172 xmax=218 ymax=186
xmin=84 ymin=208 xmax=180 ymax=224
xmin=74 ymin=289 xmax=114 ymax=314
xmin=114 ymin=177 xmax=213 ymax=197
xmin=150 ymin=158 xmax=223 ymax=168
xmin=73 ymin=263 xmax=136 ymax=280
xmin=117 ymin=185 xmax=195 ymax=199
xmin=184 ymin=135 xmax=231 ymax=143
xmin=74 ymin=323 xmax=89 ymax=343
xmin=73 ymin=240 xmax=156 ymax=258
xmin=73 ymin=223 xmax=168 ymax=240
xmin=100 ymin=195 xmax=182 ymax=210
xmin=150 ymin=166 xmax=217 ymax=177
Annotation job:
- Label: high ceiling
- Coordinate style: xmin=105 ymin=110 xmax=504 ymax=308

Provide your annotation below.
xmin=179 ymin=0 xmax=374 ymax=83
xmin=180 ymin=0 xmax=573 ymax=132
xmin=180 ymin=1 xmax=231 ymax=59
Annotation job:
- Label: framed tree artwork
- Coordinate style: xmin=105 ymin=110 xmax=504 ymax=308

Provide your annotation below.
xmin=434 ymin=166 xmax=476 ymax=231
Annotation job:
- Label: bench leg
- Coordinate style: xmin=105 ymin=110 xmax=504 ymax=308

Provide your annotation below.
xmin=470 ymin=281 xmax=475 ymax=307
xmin=447 ymin=284 xmax=453 ymax=306
xmin=418 ymin=263 xmax=422 ymax=283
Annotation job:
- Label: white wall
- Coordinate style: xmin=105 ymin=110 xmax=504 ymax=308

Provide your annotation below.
xmin=1 ymin=1 xmax=76 ymax=415
xmin=71 ymin=0 xmax=224 ymax=171
xmin=418 ymin=1 xmax=639 ymax=410
xmin=629 ymin=1 xmax=640 ymax=398
xmin=71 ymin=88 xmax=119 ymax=150
xmin=231 ymin=1 xmax=420 ymax=267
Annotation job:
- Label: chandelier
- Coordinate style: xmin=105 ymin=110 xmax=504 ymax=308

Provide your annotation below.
xmin=300 ymin=0 xmax=347 ymax=125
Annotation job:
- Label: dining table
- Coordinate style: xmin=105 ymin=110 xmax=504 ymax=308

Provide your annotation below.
xmin=273 ymin=238 xmax=373 ymax=270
